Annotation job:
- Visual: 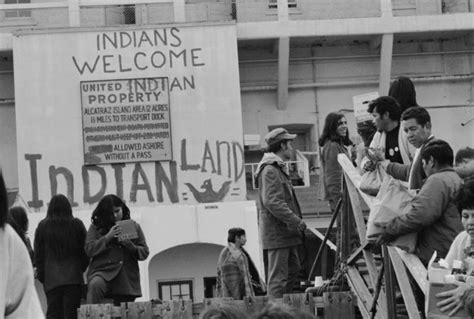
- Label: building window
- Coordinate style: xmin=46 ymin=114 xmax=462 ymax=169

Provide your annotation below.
xmin=122 ymin=5 xmax=135 ymax=24
xmin=158 ymin=280 xmax=193 ymax=301
xmin=203 ymin=277 xmax=217 ymax=298
xmin=268 ymin=0 xmax=297 ymax=9
xmin=4 ymin=0 xmax=31 ymax=18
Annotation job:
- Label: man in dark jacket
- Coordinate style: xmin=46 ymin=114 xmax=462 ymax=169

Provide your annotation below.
xmin=376 ymin=140 xmax=463 ymax=266
xmin=255 ymin=128 xmax=306 ymax=298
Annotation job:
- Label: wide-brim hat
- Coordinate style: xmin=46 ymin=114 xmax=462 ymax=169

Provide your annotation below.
xmin=264 ymin=128 xmax=297 ymax=146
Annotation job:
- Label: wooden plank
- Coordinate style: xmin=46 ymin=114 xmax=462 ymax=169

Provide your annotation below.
xmin=341 ymin=156 xmax=388 ymax=317
xmin=170 ymin=300 xmax=193 ymax=319
xmin=283 ymin=293 xmax=315 ymax=315
xmin=308 ymin=227 xmax=337 ymax=251
xmin=78 ymin=304 xmax=114 ymax=319
xmin=388 ymin=247 xmax=422 ymax=319
xmin=343 ymin=171 xmax=368 ymax=241
xmin=323 ymin=292 xmax=355 ymax=319
xmin=242 ymin=296 xmax=268 ymax=316
xmin=338 ymin=154 xmax=376 ymax=207
xmin=394 ymin=247 xmax=427 ymax=295
xmin=347 ymin=244 xmax=365 ymax=265
xmin=122 ymin=301 xmax=152 ymax=319
xmin=346 ymin=266 xmax=385 ymax=319
xmin=383 ymin=245 xmax=398 ymax=319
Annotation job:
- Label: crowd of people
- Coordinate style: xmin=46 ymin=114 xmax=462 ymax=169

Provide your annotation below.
xmin=0 ymin=174 xmax=149 ymax=319
xmin=224 ymin=76 xmax=474 ymax=317
xmin=2 ymin=76 xmax=474 ymax=318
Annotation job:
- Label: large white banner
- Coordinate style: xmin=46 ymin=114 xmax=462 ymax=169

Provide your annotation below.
xmin=13 ymin=23 xmax=246 ymax=211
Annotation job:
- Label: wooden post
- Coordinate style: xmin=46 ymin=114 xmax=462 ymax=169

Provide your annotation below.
xmin=388 ymin=247 xmax=423 ymax=318
xmin=382 ymin=245 xmax=398 ymax=319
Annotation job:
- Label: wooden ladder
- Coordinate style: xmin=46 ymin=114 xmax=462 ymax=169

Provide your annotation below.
xmin=338 ymin=154 xmax=427 ymax=319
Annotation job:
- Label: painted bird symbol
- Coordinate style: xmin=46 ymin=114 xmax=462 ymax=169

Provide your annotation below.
xmin=184 ymin=179 xmax=232 ymax=203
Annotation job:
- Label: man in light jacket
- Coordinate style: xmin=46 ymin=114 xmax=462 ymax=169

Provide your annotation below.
xmin=364 ymin=96 xmax=415 ymax=166
xmin=255 ymin=128 xmax=306 ymax=298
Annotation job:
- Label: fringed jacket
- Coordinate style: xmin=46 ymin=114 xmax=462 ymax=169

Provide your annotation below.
xmin=216 ymin=243 xmax=254 ymax=300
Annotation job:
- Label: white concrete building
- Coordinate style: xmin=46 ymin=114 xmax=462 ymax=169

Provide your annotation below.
xmin=0 ymin=0 xmax=473 ymax=309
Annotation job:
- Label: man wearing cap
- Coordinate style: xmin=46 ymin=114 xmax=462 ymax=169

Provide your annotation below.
xmin=254 ymin=128 xmax=306 ymax=298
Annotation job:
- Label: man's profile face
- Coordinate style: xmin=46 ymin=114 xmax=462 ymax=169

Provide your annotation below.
xmin=281 ymin=140 xmax=294 ymax=161
xmin=421 ymin=156 xmax=435 ymax=177
xmin=371 ymin=108 xmax=388 ymax=131
xmin=402 ymin=118 xmax=431 ymax=148
xmin=236 ymin=234 xmax=247 ymax=247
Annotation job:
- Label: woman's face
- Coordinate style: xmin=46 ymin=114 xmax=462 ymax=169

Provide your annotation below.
xmin=461 ymin=209 xmax=474 ymax=232
xmin=113 ymin=206 xmax=123 ymax=221
xmin=336 ymin=117 xmax=348 ymax=137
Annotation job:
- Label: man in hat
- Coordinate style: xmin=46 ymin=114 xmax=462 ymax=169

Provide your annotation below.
xmin=254 ymin=128 xmax=306 ymax=298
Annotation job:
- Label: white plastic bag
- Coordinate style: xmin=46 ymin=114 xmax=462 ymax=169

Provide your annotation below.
xmin=360 ymin=164 xmax=387 ymax=196
xmin=366 ymin=175 xmax=417 ymax=252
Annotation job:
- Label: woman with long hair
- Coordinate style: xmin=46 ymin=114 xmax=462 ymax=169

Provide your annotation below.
xmin=8 ymin=206 xmax=34 ymax=263
xmin=0 ymin=172 xmax=43 ymax=318
xmin=318 ymin=112 xmax=353 ymax=212
xmin=34 ymin=194 xmax=88 ymax=319
xmin=86 ymin=194 xmax=149 ymax=305
xmin=388 ymin=76 xmax=419 ymax=113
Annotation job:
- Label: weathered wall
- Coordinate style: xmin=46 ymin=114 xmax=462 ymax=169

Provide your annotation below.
xmin=239 ymin=35 xmax=474 ymax=153
xmin=13 ymin=23 xmax=246 ymax=211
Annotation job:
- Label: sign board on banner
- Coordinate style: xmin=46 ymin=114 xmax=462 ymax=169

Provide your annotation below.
xmin=81 ymin=77 xmax=172 ymax=165
xmin=13 ymin=23 xmax=246 ymax=211
xmin=352 ymin=92 xmax=379 ymax=123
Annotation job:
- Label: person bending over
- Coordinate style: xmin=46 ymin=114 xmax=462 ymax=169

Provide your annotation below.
xmin=86 ymin=194 xmax=149 ymax=305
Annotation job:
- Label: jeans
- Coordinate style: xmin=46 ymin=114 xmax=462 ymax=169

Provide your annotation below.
xmin=45 ymin=284 xmax=82 ymax=319
xmin=264 ymin=246 xmax=301 ymax=298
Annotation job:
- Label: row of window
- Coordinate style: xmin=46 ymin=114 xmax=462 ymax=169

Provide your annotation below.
xmin=2 ymin=0 xmax=298 ymax=20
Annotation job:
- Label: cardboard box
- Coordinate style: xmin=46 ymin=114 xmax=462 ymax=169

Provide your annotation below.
xmin=426 ymin=282 xmax=471 ymax=319
xmin=116 ymin=220 xmax=138 ymax=242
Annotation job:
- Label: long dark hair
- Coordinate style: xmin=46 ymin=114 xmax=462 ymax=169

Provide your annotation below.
xmin=0 ymin=173 xmax=7 ymax=228
xmin=7 ymin=206 xmax=29 ymax=244
xmin=8 ymin=206 xmax=28 ymax=235
xmin=37 ymin=194 xmax=85 ymax=259
xmin=389 ymin=76 xmax=418 ymax=113
xmin=318 ymin=112 xmax=353 ymax=147
xmin=91 ymin=194 xmax=130 ymax=232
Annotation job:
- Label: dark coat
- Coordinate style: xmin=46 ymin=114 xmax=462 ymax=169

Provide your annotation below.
xmin=383 ymin=168 xmax=463 ymax=265
xmin=386 ymin=136 xmax=434 ymax=190
xmin=255 ymin=153 xmax=304 ymax=250
xmin=34 ymin=218 xmax=89 ymax=293
xmin=321 ymin=140 xmax=350 ymax=211
xmin=85 ymin=220 xmax=149 ymax=297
